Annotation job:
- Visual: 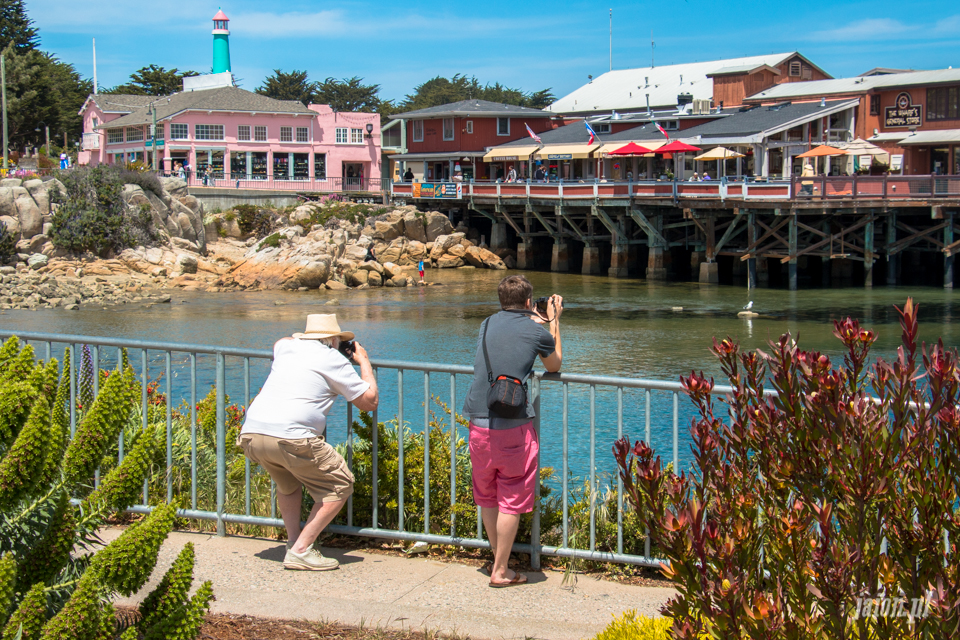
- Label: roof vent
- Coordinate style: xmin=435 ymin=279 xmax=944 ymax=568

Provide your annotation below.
xmin=820 ymin=97 xmax=826 ymax=107
xmin=767 ymin=101 xmax=792 ymax=111
xmin=738 ymin=104 xmax=760 ymax=113
xmin=644 ymin=76 xmax=649 ymax=86
xmin=677 ymin=92 xmax=693 ymax=106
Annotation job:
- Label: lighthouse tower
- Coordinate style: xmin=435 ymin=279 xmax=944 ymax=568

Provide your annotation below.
xmin=211 ymin=9 xmax=231 ymax=74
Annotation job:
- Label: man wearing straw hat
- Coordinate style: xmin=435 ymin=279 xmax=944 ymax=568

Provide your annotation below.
xmin=239 ymin=314 xmax=378 ymax=571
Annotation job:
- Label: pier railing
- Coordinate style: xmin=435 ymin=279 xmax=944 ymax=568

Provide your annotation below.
xmin=0 ymin=330 xmax=733 ymax=569
xmin=161 ymin=172 xmax=384 ymax=193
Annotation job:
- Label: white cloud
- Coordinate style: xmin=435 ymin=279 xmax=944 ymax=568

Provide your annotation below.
xmin=810 ymin=18 xmax=918 ymax=42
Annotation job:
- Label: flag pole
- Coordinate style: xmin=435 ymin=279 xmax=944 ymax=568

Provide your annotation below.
xmin=1 ymin=54 xmax=7 ymax=174
xmin=609 ymin=9 xmax=612 ymax=72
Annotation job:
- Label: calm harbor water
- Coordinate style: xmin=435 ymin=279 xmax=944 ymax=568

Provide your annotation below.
xmin=1 ymin=269 xmax=956 ymax=487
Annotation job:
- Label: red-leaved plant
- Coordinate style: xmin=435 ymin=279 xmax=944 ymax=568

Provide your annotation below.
xmin=613 ymin=299 xmax=960 ymax=639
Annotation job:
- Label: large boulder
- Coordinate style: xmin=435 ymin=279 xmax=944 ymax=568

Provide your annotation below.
xmin=374 ymin=215 xmax=404 ymax=242
xmin=343 ymin=244 xmax=369 ymax=262
xmin=446 ymin=244 xmax=466 ymax=258
xmin=0 ymin=188 xmax=16 ymax=221
xmin=27 ymin=253 xmax=48 ymax=270
xmin=0 ymin=215 xmax=19 ymax=237
xmin=24 ymin=180 xmax=50 ymax=214
xmin=377 ymin=238 xmax=406 ymax=264
xmin=478 ymin=247 xmax=507 ymax=270
xmin=297 ymin=260 xmax=330 ymax=288
xmin=463 ymin=246 xmax=484 ymax=268
xmin=424 ymin=211 xmax=453 ymax=242
xmin=160 ymin=177 xmax=188 ymax=196
xmin=1 ymin=178 xmax=21 ymax=188
xmin=358 ymin=260 xmax=384 ymax=274
xmin=429 ymin=233 xmax=464 ymax=261
xmin=399 ymin=240 xmax=427 ymax=266
xmin=436 ymin=255 xmax=464 ymax=268
xmin=345 ymin=268 xmax=369 ymax=287
xmin=402 ymin=212 xmax=426 ymax=243
xmin=15 ymin=192 xmax=42 ymax=238
xmin=367 ymin=270 xmax=383 ymax=287
xmin=382 ymin=262 xmax=404 ymax=280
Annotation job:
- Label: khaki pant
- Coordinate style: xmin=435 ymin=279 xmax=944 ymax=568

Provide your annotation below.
xmin=238 ymin=433 xmax=354 ymax=503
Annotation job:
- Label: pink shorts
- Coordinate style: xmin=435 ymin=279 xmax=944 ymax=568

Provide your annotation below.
xmin=468 ymin=422 xmax=538 ymax=515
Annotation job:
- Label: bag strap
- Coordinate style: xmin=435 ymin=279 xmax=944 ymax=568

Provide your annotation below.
xmin=481 ymin=317 xmax=494 ymax=383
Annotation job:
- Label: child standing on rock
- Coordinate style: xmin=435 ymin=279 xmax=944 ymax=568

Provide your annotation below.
xmin=418 ymin=259 xmax=425 ymax=284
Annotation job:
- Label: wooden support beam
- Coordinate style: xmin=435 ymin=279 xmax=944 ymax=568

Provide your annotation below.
xmin=629 ymin=209 xmax=669 ymax=247
xmin=740 ymin=216 xmax=791 ymax=260
xmin=889 ymin=220 xmax=948 ymax=254
xmin=779 ymin=215 xmax=876 ymax=263
xmin=592 ymin=205 xmax=627 ymax=243
xmin=494 ymin=204 xmax=525 ymax=237
xmin=714 ymin=210 xmax=744 ymax=254
xmin=470 ymin=208 xmax=496 ymax=222
xmin=558 ymin=210 xmax=585 ymax=242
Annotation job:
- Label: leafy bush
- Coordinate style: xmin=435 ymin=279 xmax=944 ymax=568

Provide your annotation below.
xmin=50 ymin=165 xmax=159 ymax=256
xmin=593 ymin=611 xmax=672 ymax=640
xmin=614 ymin=299 xmax=960 ymax=639
xmin=257 ymin=233 xmax=280 ymax=251
xmin=118 ymin=166 xmax=164 ymax=200
xmin=0 ymin=337 xmax=213 ymax=640
xmin=232 ymin=204 xmax=273 ymax=237
xmin=0 ymin=220 xmax=14 ymax=263
xmin=297 ymin=200 xmax=386 ymax=229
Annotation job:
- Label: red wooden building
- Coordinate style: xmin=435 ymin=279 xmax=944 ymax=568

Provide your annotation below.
xmin=388 ymin=100 xmax=557 ymax=181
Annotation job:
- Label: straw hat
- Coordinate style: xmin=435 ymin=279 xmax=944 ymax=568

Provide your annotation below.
xmin=292 ymin=314 xmax=355 ymax=341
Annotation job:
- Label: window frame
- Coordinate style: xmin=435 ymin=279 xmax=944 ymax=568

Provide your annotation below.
xmin=170 ymin=123 xmax=189 ymax=140
xmin=335 ymin=127 xmax=349 ymax=144
xmin=237 ymin=125 xmax=251 ymax=141
xmin=465 ymin=120 xmax=473 ymax=134
xmin=195 ymin=124 xmax=225 ymax=141
xmin=107 ymin=128 xmax=124 ymax=144
xmin=443 ymin=118 xmax=455 ymax=141
xmin=497 ymin=117 xmax=510 ymax=136
xmin=125 ymin=126 xmax=144 ymax=143
xmin=869 ymin=95 xmax=880 ymax=116
xmin=254 ymin=125 xmax=267 ymax=142
xmin=296 ymin=126 xmax=309 ymax=143
xmin=280 ymin=126 xmax=293 ymax=142
xmin=412 ymin=120 xmax=424 ymax=142
xmin=350 ymin=128 xmax=364 ymax=144
xmin=314 ymin=153 xmax=327 ymax=179
xmin=789 ymin=61 xmax=802 ymax=77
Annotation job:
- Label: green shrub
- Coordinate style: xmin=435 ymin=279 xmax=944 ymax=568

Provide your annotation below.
xmin=593 ymin=611 xmax=672 ymax=640
xmin=117 ymin=166 xmax=164 ymax=199
xmin=257 ymin=233 xmax=280 ymax=251
xmin=232 ymin=204 xmax=273 ymax=237
xmin=0 ymin=220 xmax=14 ymax=263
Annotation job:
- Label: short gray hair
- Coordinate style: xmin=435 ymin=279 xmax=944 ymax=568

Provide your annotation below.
xmin=318 ymin=337 xmax=340 ymax=349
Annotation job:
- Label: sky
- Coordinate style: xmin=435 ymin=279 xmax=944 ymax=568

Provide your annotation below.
xmin=28 ymin=0 xmax=960 ymax=104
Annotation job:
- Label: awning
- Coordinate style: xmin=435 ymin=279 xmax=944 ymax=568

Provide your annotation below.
xmin=481 ymin=145 xmax=541 ymax=162
xmin=898 ymin=129 xmax=960 ymax=145
xmin=390 ymin=151 xmax=487 ymax=161
xmin=868 ymin=132 xmax=909 ymax=143
xmin=534 ymin=144 xmax=600 ymax=160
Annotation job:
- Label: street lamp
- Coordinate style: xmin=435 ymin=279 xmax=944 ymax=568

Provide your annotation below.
xmin=35 ymin=121 xmax=50 ymax=158
xmin=365 ymin=123 xmax=373 ymax=138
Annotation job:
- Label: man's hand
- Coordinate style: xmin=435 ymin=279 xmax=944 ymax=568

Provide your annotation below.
xmin=549 ymin=295 xmax=564 ymax=321
xmin=350 ymin=342 xmax=379 ymax=412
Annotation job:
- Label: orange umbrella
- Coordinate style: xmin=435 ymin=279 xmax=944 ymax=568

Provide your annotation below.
xmin=796 ymin=145 xmax=847 ymax=158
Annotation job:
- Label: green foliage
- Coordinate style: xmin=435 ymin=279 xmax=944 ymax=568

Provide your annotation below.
xmin=14 ymin=491 xmax=75 ymax=592
xmin=0 ymin=395 xmax=50 ymax=510
xmin=39 ymin=570 xmax=103 ymax=640
xmin=106 ymin=64 xmax=199 ymax=96
xmin=257 ymin=233 xmax=280 ymax=251
xmin=82 ymin=425 xmax=161 ymax=514
xmin=2 ymin=581 xmax=44 ymax=640
xmin=137 ymin=543 xmax=196 ymax=632
xmin=401 ymin=74 xmax=554 ymax=111
xmin=41 ymin=348 xmax=71 ymax=487
xmin=0 ymin=381 xmax=38 ymax=453
xmin=0 ymin=0 xmax=38 ymax=51
xmin=313 ymin=76 xmax=393 ymax=114
xmin=141 ymin=580 xmax=212 ymax=640
xmin=50 ymin=165 xmax=157 ymax=257
xmin=62 ymin=365 xmax=136 ymax=486
xmin=231 ymin=205 xmax=272 ymax=237
xmin=593 ymin=611 xmax=672 ymax=640
xmin=0 ymin=220 xmax=14 ymax=263
xmin=0 ymin=553 xmax=14 ymax=628
xmin=89 ymin=503 xmax=175 ymax=597
xmin=295 ymin=200 xmax=385 ymax=229
xmin=116 ymin=167 xmax=164 ymax=201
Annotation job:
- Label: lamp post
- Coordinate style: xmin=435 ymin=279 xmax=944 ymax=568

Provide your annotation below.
xmin=365 ymin=123 xmax=374 ymax=138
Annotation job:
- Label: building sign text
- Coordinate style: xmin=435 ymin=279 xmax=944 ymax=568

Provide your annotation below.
xmin=412 ymin=182 xmax=462 ymax=199
xmin=884 ymin=92 xmax=922 ymax=128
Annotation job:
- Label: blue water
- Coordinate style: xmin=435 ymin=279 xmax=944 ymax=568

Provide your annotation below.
xmin=3 ymin=269 xmax=957 ymax=496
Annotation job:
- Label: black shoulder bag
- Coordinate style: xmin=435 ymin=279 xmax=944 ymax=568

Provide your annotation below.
xmin=481 ymin=317 xmax=528 ymax=419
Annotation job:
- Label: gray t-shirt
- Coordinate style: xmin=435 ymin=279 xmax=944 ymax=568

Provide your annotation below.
xmin=462 ymin=310 xmax=556 ymax=429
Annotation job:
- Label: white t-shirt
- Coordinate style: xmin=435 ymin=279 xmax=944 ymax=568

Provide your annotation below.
xmin=241 ymin=338 xmax=370 ymax=439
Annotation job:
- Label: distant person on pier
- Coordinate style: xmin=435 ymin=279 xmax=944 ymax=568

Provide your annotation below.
xmin=238 ymin=314 xmax=379 ymax=572
xmin=463 ymin=275 xmax=563 ymax=587
xmin=403 ymin=167 xmax=414 ymax=182
xmin=534 ymin=165 xmax=545 ymax=182
xmin=506 ymin=165 xmax=517 ymax=182
xmin=800 ymin=162 xmax=815 ymax=196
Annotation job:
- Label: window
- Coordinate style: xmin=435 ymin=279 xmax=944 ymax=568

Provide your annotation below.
xmin=443 ymin=118 xmax=454 ymax=140
xmin=789 ymin=61 xmax=801 ymax=77
xmin=597 ymin=123 xmax=611 ymax=133
xmin=195 ymin=124 xmax=224 ymax=140
xmin=296 ymin=126 xmax=309 ymax=142
xmin=336 ymin=127 xmax=348 ymax=144
xmin=92 ymin=117 xmax=99 ymax=129
xmin=151 ymin=123 xmax=164 ymax=140
xmin=254 ymin=126 xmax=267 ymax=142
xmin=664 ymin=120 xmax=679 ymax=131
xmin=350 ymin=128 xmax=364 ymax=144
xmin=280 ymin=126 xmax=293 ymax=142
xmin=497 ymin=118 xmax=510 ymax=136
xmin=126 ymin=126 xmax=143 ymax=142
xmin=465 ymin=120 xmax=473 ymax=134
xmin=870 ymin=95 xmax=880 ymax=116
xmin=238 ymin=125 xmax=251 ymax=141
xmin=107 ymin=129 xmax=123 ymax=144
xmin=170 ymin=123 xmax=188 ymax=139
xmin=412 ymin=120 xmax=423 ymax=142
xmin=927 ymin=87 xmax=960 ymax=121
xmin=315 ymin=153 xmax=326 ymax=179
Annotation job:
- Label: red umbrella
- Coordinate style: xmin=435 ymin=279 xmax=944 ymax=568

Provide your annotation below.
xmin=656 ymin=140 xmax=701 ymax=153
xmin=607 ymin=142 xmax=654 ymax=156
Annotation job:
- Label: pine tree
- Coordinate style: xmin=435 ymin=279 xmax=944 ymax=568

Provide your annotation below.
xmin=0 ymin=0 xmax=37 ymax=51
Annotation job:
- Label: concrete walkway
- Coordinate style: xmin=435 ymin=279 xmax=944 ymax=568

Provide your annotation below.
xmin=101 ymin=528 xmax=673 ymax=640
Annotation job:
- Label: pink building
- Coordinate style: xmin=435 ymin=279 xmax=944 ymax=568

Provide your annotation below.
xmin=77 ymin=10 xmax=381 ymax=191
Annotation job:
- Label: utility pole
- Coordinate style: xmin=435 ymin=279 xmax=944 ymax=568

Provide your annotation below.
xmin=1 ymin=55 xmax=7 ymax=173
xmin=92 ymin=38 xmax=98 ymax=95
xmin=609 ymin=9 xmax=612 ymax=72
xmin=43 ymin=125 xmax=49 ymax=157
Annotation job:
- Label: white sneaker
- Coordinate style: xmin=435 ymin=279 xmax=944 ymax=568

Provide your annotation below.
xmin=283 ymin=547 xmax=339 ymax=571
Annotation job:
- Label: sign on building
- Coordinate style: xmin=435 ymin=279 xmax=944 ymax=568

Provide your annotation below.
xmin=412 ymin=182 xmax=462 ymax=199
xmin=884 ymin=92 xmax=922 ymax=128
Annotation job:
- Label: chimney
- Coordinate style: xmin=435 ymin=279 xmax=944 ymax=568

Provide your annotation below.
xmin=645 ymin=94 xmax=651 ymax=114
xmin=820 ymin=97 xmax=826 ymax=107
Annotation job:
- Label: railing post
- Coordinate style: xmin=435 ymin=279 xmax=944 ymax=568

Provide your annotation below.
xmin=530 ymin=375 xmax=542 ymax=570
xmin=216 ymin=352 xmax=226 ymax=537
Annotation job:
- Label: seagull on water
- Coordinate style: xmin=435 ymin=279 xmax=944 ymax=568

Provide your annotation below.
xmin=743 ymin=301 xmax=754 ymax=310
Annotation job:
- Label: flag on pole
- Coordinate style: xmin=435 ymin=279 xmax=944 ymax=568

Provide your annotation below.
xmin=585 ymin=120 xmax=599 ymax=145
xmin=525 ymin=123 xmax=542 ymax=144
xmin=653 ymin=121 xmax=669 ymax=139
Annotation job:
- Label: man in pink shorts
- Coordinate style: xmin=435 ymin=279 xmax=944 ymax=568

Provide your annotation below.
xmin=462 ymin=275 xmax=563 ymax=587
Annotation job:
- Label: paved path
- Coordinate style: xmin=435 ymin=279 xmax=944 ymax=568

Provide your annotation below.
xmin=101 ymin=528 xmax=673 ymax=640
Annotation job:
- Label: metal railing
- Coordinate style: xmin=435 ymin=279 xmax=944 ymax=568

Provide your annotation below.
xmin=159 ymin=172 xmax=383 ymax=193
xmin=791 ymin=174 xmax=960 ymax=200
xmin=0 ymin=330 xmax=732 ymax=569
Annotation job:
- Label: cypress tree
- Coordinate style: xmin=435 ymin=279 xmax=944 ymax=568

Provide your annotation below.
xmin=0 ymin=0 xmax=38 ymax=51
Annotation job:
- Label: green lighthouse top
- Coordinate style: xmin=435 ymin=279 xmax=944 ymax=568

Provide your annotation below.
xmin=212 ymin=8 xmax=231 ymax=74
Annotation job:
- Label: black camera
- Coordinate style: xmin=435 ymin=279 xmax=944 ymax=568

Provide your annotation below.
xmin=534 ymin=296 xmax=561 ymax=315
xmin=338 ymin=340 xmax=356 ymax=359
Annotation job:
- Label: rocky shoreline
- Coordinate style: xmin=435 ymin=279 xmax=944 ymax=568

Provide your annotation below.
xmin=0 ymin=177 xmax=516 ymax=310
